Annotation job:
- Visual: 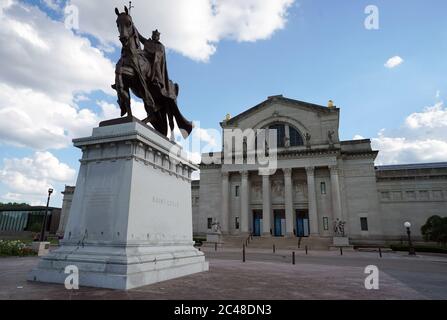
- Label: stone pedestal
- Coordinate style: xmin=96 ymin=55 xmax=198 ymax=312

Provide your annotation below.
xmin=203 ymin=232 xmax=224 ymax=247
xmin=329 ymin=236 xmax=354 ymax=251
xmin=28 ymin=118 xmax=208 ymax=290
xmin=332 ymin=236 xmax=350 ymax=246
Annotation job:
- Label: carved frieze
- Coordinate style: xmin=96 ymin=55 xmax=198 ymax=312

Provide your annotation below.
xmin=271 ymin=179 xmax=284 ymax=200
xmin=293 ymin=180 xmax=308 ymax=201
xmin=251 ymin=181 xmax=262 ymax=201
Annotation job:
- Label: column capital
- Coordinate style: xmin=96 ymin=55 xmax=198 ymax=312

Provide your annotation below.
xmin=258 ymin=168 xmax=276 ymax=176
xmin=239 ymin=170 xmax=249 ymax=179
xmin=329 ymin=165 xmax=339 ymax=174
xmin=261 ymin=173 xmax=270 ymax=180
xmin=282 ymin=168 xmax=292 ymax=178
xmin=305 ymin=166 xmax=315 ymax=175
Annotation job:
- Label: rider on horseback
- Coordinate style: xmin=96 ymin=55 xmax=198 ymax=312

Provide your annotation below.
xmin=141 ymin=30 xmax=165 ymax=91
xmin=112 ymin=6 xmax=193 ymax=138
xmin=138 ymin=29 xmax=179 ymax=102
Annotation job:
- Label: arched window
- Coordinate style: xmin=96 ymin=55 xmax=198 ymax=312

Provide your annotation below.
xmin=269 ymin=124 xmax=286 ymax=148
xmin=289 ymin=126 xmax=304 ymax=146
xmin=267 ymin=123 xmax=304 ymax=148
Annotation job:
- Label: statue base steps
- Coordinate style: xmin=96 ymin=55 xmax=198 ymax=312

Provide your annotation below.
xmin=28 ymin=245 xmax=208 ymax=290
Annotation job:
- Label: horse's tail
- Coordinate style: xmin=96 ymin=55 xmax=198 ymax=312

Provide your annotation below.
xmin=169 ymin=100 xmax=193 ymax=139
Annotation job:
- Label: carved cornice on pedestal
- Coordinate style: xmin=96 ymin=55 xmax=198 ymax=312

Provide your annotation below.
xmin=78 ymin=139 xmax=195 ymax=182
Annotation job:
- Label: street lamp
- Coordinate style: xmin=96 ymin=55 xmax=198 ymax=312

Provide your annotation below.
xmin=39 ymin=188 xmax=54 ymax=242
xmin=404 ymin=221 xmax=416 ymax=256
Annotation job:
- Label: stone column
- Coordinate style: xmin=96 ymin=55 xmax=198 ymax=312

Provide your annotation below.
xmin=261 ymin=173 xmax=272 ymax=236
xmin=240 ymin=171 xmax=250 ymax=234
xmin=221 ymin=172 xmax=230 ymax=234
xmin=283 ymin=168 xmax=294 ymax=237
xmin=329 ymin=165 xmax=343 ymax=221
xmin=305 ymin=167 xmax=319 ymax=235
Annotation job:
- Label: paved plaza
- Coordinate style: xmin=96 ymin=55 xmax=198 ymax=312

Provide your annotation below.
xmin=1 ymin=248 xmax=446 ymax=300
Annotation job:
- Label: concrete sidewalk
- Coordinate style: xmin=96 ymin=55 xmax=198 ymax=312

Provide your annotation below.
xmin=0 ymin=248 xmax=447 ymax=300
xmin=1 ymin=249 xmax=446 ymax=300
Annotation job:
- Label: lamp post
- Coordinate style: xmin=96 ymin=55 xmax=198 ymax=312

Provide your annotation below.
xmin=404 ymin=221 xmax=416 ymax=256
xmin=39 ymin=188 xmax=54 ymax=242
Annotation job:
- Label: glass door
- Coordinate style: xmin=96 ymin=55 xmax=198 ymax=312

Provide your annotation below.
xmin=296 ymin=210 xmax=310 ymax=237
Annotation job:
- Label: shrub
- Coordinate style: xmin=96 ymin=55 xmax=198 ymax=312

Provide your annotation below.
xmin=421 ymin=215 xmax=447 ymax=246
xmin=0 ymin=240 xmax=37 ymax=257
xmin=193 ymin=237 xmax=205 ymax=246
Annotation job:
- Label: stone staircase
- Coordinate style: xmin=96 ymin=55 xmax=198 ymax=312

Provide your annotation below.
xmin=221 ymin=235 xmax=332 ymax=251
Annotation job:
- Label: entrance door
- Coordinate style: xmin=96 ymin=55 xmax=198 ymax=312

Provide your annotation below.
xmin=296 ymin=210 xmax=310 ymax=237
xmin=252 ymin=210 xmax=262 ymax=236
xmin=274 ymin=210 xmax=285 ymax=237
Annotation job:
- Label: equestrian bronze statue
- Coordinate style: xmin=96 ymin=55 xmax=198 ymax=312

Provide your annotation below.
xmin=112 ymin=6 xmax=193 ymax=139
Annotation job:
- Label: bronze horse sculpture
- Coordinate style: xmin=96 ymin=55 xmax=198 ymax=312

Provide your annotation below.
xmin=112 ymin=6 xmax=193 ymax=139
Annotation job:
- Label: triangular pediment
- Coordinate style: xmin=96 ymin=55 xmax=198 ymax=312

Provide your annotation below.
xmin=222 ymin=96 xmax=338 ymax=127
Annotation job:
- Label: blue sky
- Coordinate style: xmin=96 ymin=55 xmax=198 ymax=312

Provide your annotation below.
xmin=1 ymin=0 xmax=447 ymax=207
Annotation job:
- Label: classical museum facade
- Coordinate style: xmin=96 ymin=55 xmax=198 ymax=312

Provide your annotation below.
xmin=60 ymin=95 xmax=447 ymax=245
xmin=193 ymin=95 xmax=447 ymax=244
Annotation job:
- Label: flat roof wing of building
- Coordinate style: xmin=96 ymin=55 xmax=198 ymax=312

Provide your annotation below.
xmin=376 ymin=162 xmax=447 ymax=171
xmin=0 ymin=205 xmax=61 ymax=212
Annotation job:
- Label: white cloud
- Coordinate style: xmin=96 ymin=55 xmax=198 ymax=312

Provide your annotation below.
xmin=41 ymin=0 xmax=63 ymax=11
xmin=0 ymin=151 xmax=76 ymax=203
xmin=193 ymin=127 xmax=218 ymax=147
xmin=0 ymin=1 xmax=115 ymax=101
xmin=1 ymin=192 xmax=47 ymax=206
xmin=373 ymin=133 xmax=447 ymax=165
xmin=0 ymin=1 xmax=120 ymax=150
xmin=74 ymin=94 xmax=90 ymax=102
xmin=0 ymin=83 xmax=115 ymax=149
xmin=353 ymin=134 xmax=365 ymax=140
xmin=405 ymin=102 xmax=447 ymax=129
xmin=71 ymin=0 xmax=295 ymax=61
xmin=372 ymin=100 xmax=447 ymax=165
xmin=384 ymin=56 xmax=404 ymax=69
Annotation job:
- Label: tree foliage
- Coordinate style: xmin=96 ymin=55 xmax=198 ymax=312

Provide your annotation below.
xmin=421 ymin=215 xmax=447 ymax=246
xmin=0 ymin=202 xmax=30 ymax=208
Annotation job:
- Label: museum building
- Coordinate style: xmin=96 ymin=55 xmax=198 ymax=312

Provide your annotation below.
xmin=60 ymin=96 xmax=447 ymax=246
xmin=193 ymin=95 xmax=447 ymax=245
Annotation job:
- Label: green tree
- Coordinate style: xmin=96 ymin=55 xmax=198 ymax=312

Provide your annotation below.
xmin=421 ymin=215 xmax=447 ymax=246
xmin=0 ymin=202 xmax=30 ymax=208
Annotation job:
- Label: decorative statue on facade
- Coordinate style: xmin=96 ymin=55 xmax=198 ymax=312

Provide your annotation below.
xmin=112 ymin=6 xmax=193 ymax=139
xmin=305 ymin=132 xmax=311 ymax=149
xmin=333 ymin=219 xmax=346 ymax=237
xmin=284 ymin=135 xmax=291 ymax=149
xmin=212 ymin=222 xmax=222 ymax=234
xmin=327 ymin=130 xmax=335 ymax=147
